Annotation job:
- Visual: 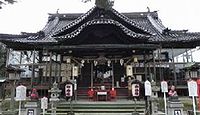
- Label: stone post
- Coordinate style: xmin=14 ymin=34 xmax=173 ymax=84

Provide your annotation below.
xmin=150 ymin=81 xmax=161 ymax=115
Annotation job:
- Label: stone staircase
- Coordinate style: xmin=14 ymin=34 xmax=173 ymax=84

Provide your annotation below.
xmin=42 ymin=100 xmax=145 ymax=115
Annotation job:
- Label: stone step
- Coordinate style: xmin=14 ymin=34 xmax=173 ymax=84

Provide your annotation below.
xmin=41 ymin=113 xmax=145 ymax=115
xmin=48 ymin=108 xmax=145 ymax=112
xmin=42 ymin=100 xmax=146 ymax=115
xmin=42 ymin=113 xmax=144 ymax=115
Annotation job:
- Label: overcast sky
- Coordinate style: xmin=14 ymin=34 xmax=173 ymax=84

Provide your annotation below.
xmin=0 ymin=0 xmax=199 ymax=34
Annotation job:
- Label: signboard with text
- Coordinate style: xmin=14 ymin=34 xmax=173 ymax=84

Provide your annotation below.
xmin=161 ymin=81 xmax=168 ymax=93
xmin=144 ymin=80 xmax=152 ymax=96
xmin=41 ymin=97 xmax=48 ymax=109
xmin=188 ymin=80 xmax=198 ymax=97
xmin=15 ymin=85 xmax=27 ymax=101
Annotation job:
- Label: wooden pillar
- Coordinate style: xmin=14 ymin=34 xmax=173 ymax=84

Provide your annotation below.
xmin=49 ymin=52 xmax=53 ymax=84
xmin=190 ymin=49 xmax=194 ymax=62
xmin=58 ymin=55 xmax=62 ymax=84
xmin=112 ymin=62 xmax=114 ymax=88
xmin=44 ymin=50 xmax=48 ymax=83
xmin=147 ymin=53 xmax=151 ymax=80
xmin=158 ymin=46 xmax=162 ymax=81
xmin=91 ymin=62 xmax=93 ymax=89
xmin=10 ymin=80 xmax=16 ymax=111
xmin=38 ymin=51 xmax=43 ymax=83
xmin=185 ymin=49 xmax=189 ymax=63
xmin=153 ymin=51 xmax=156 ymax=82
xmin=144 ymin=52 xmax=148 ymax=80
xmin=38 ymin=51 xmax=43 ymax=96
xmin=44 ymin=49 xmax=48 ymax=97
xmin=31 ymin=50 xmax=36 ymax=88
xmin=19 ymin=51 xmax=22 ymax=64
xmin=5 ymin=48 xmax=10 ymax=67
xmin=55 ymin=54 xmax=58 ymax=82
xmin=171 ymin=48 xmax=177 ymax=86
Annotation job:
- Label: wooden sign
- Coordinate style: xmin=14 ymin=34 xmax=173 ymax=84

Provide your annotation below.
xmin=65 ymin=84 xmax=73 ymax=97
xmin=15 ymin=85 xmax=27 ymax=101
xmin=188 ymin=80 xmax=198 ymax=97
xmin=161 ymin=81 xmax=168 ymax=93
xmin=144 ymin=80 xmax=152 ymax=96
xmin=132 ymin=84 xmax=140 ymax=97
xmin=41 ymin=97 xmax=48 ymax=109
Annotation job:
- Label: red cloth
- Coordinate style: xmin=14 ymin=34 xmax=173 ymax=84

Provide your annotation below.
xmin=88 ymin=90 xmax=94 ymax=97
xmin=109 ymin=89 xmax=116 ymax=101
xmin=30 ymin=89 xmax=39 ymax=100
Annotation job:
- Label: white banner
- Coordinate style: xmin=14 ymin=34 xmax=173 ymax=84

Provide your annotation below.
xmin=188 ymin=80 xmax=198 ymax=97
xmin=145 ymin=80 xmax=152 ymax=96
xmin=161 ymin=81 xmax=168 ymax=93
xmin=41 ymin=97 xmax=48 ymax=109
xmin=15 ymin=85 xmax=27 ymax=101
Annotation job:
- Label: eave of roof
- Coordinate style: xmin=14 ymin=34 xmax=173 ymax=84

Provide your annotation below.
xmin=0 ymin=6 xmax=199 ymax=49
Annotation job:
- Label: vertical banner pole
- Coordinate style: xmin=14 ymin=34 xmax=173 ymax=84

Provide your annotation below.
xmin=161 ymin=81 xmax=168 ymax=115
xmin=193 ymin=96 xmax=197 ymax=115
xmin=164 ymin=92 xmax=167 ymax=115
xmin=18 ymin=101 xmax=21 ymax=115
xmin=147 ymin=96 xmax=150 ymax=115
xmin=43 ymin=108 xmax=45 ymax=115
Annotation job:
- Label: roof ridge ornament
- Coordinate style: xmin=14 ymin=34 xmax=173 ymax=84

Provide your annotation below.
xmin=82 ymin=0 xmax=114 ymax=10
xmin=147 ymin=7 xmax=150 ymax=12
xmin=95 ymin=0 xmax=114 ymax=10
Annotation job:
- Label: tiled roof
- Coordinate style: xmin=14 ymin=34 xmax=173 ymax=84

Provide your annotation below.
xmin=0 ymin=6 xmax=200 ymax=48
xmin=54 ymin=19 xmax=151 ymax=40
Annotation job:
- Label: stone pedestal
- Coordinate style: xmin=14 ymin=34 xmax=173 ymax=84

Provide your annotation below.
xmin=25 ymin=101 xmax=40 ymax=115
xmin=167 ymin=100 xmax=184 ymax=115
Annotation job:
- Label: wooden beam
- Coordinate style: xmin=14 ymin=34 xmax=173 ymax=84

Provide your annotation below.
xmin=47 ymin=44 xmax=160 ymax=50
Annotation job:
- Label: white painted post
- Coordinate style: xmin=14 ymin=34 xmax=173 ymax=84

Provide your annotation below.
xmin=163 ymin=92 xmax=167 ymax=115
xmin=161 ymin=81 xmax=168 ymax=115
xmin=145 ymin=80 xmax=152 ymax=115
xmin=18 ymin=101 xmax=21 ymax=115
xmin=41 ymin=96 xmax=48 ymax=115
xmin=188 ymin=80 xmax=198 ymax=115
xmin=43 ymin=108 xmax=45 ymax=115
xmin=192 ymin=96 xmax=197 ymax=115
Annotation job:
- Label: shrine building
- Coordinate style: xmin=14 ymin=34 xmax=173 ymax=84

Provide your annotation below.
xmin=0 ymin=1 xmax=200 ymax=99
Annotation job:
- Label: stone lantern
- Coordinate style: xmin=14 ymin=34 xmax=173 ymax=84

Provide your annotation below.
xmin=48 ymin=81 xmax=61 ymax=114
xmin=5 ymin=65 xmax=24 ymax=115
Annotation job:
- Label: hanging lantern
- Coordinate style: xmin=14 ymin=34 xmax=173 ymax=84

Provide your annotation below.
xmin=120 ymin=59 xmax=124 ymax=66
xmin=134 ymin=57 xmax=138 ymax=63
xmin=126 ymin=65 xmax=133 ymax=76
xmin=107 ymin=60 xmax=111 ymax=67
xmin=72 ymin=66 xmax=78 ymax=77
xmin=81 ymin=60 xmax=85 ymax=67
xmin=66 ymin=58 xmax=71 ymax=64
xmin=94 ymin=60 xmax=98 ymax=66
